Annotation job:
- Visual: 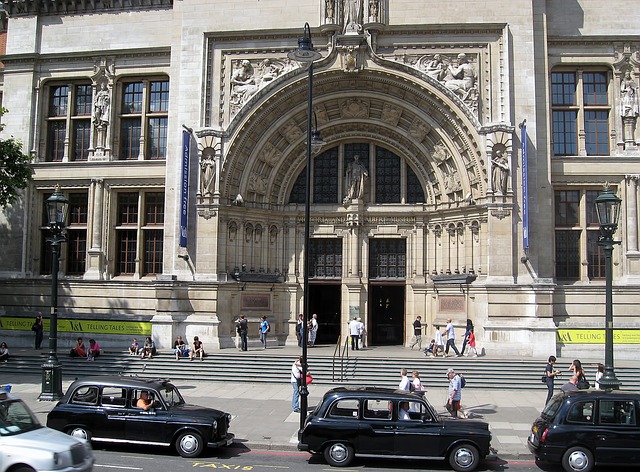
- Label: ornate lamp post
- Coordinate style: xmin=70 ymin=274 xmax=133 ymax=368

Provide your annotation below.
xmin=288 ymin=23 xmax=322 ymax=429
xmin=39 ymin=185 xmax=69 ymax=401
xmin=594 ymin=185 xmax=622 ymax=390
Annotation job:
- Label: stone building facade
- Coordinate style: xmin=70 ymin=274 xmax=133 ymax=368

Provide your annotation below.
xmin=0 ymin=0 xmax=639 ymax=357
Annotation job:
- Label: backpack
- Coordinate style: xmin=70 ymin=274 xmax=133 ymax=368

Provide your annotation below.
xmin=458 ymin=374 xmax=466 ymax=388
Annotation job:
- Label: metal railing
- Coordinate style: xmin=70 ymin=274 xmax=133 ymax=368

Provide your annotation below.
xmin=332 ymin=335 xmax=350 ymax=382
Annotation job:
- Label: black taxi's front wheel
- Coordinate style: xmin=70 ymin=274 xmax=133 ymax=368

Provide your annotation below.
xmin=448 ymin=443 xmax=480 ymax=472
xmin=175 ymin=431 xmax=204 ymax=458
xmin=323 ymin=441 xmax=354 ymax=467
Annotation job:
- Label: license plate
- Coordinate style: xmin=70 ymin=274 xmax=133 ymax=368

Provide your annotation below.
xmin=226 ymin=437 xmax=234 ymax=446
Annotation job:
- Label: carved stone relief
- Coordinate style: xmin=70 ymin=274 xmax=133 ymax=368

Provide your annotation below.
xmin=340 ymin=98 xmax=370 ymax=118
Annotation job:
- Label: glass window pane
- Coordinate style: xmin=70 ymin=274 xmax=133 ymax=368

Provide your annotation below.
xmin=117 ymin=230 xmax=137 ymax=274
xmin=553 ymin=110 xmax=577 ymax=156
xmin=310 ymin=238 xmax=342 ymax=278
xmin=147 ymin=117 xmax=167 ymax=159
xmin=586 ymin=190 xmax=600 ymax=226
xmin=289 ymin=171 xmax=305 ymax=204
xmin=68 ymin=193 xmax=88 ymax=225
xmin=375 ymin=148 xmax=400 ymax=203
xmin=145 ymin=192 xmax=165 ymax=225
xmin=118 ymin=193 xmax=139 ymax=225
xmin=583 ymin=72 xmax=608 ymax=106
xmin=369 ymin=239 xmax=406 ymax=279
xmin=314 ymin=147 xmax=339 ymax=203
xmin=585 ymin=110 xmax=609 ymax=156
xmin=587 ymin=229 xmax=604 ymax=279
xmin=49 ymin=86 xmax=69 ymax=117
xmin=551 ymin=72 xmax=576 ymax=106
xmin=72 ymin=120 xmax=91 ymax=161
xmin=555 ymin=190 xmax=580 ymax=226
xmin=67 ymin=229 xmax=87 ymax=275
xmin=143 ymin=229 xmax=163 ymax=275
xmin=149 ymin=80 xmax=169 ymax=113
xmin=47 ymin=121 xmax=66 ymax=162
xmin=122 ymin=82 xmax=143 ymax=114
xmin=75 ymin=85 xmax=93 ymax=116
xmin=407 ymin=164 xmax=425 ymax=203
xmin=120 ymin=118 xmax=141 ymax=160
xmin=555 ymin=230 xmax=580 ymax=279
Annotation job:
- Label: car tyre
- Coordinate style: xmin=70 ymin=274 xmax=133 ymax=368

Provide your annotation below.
xmin=561 ymin=446 xmax=594 ymax=472
xmin=448 ymin=443 xmax=480 ymax=472
xmin=323 ymin=441 xmax=355 ymax=467
xmin=13 ymin=467 xmax=35 ymax=472
xmin=175 ymin=431 xmax=204 ymax=458
xmin=67 ymin=426 xmax=91 ymax=441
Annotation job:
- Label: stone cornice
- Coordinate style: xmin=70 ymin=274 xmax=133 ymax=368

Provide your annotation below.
xmin=1 ymin=0 xmax=173 ymax=17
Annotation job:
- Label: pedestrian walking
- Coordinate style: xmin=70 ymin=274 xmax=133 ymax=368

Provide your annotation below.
xmin=444 ymin=318 xmax=461 ymax=357
xmin=349 ymin=317 xmax=360 ymax=350
xmin=465 ymin=329 xmax=477 ymax=357
xmin=410 ymin=315 xmax=422 ymax=350
xmin=357 ymin=317 xmax=365 ymax=348
xmin=291 ymin=356 xmax=303 ymax=413
xmin=411 ymin=370 xmax=425 ymax=395
xmin=544 ymin=355 xmax=561 ymax=404
xmin=295 ymin=313 xmax=304 ymax=347
xmin=238 ymin=315 xmax=248 ymax=351
xmin=259 ymin=315 xmax=270 ymax=349
xmin=31 ymin=312 xmax=44 ymax=350
xmin=594 ymin=363 xmax=604 ymax=389
xmin=308 ymin=313 xmax=318 ymax=347
xmin=460 ymin=319 xmax=474 ymax=355
xmin=446 ymin=368 xmax=462 ymax=417
xmin=398 ymin=368 xmax=411 ymax=391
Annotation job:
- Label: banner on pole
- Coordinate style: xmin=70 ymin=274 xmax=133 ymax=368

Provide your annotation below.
xmin=521 ymin=121 xmax=529 ymax=250
xmin=179 ymin=130 xmax=191 ymax=248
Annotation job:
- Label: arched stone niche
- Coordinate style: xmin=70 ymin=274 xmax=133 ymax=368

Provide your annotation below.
xmin=220 ymin=68 xmax=488 ymax=207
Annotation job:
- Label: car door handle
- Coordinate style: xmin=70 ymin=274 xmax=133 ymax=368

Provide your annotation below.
xmin=597 ymin=435 xmax=607 ymax=440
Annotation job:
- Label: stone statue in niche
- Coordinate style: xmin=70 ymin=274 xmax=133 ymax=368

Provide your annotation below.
xmin=343 ymin=0 xmax=363 ymax=34
xmin=93 ymin=82 xmax=111 ymax=126
xmin=491 ymin=147 xmax=509 ymax=195
xmin=199 ymin=147 xmax=216 ymax=196
xmin=368 ymin=0 xmax=379 ymax=22
xmin=444 ymin=53 xmax=477 ymax=100
xmin=620 ymin=69 xmax=639 ymax=118
xmin=343 ymin=155 xmax=369 ymax=203
xmin=325 ymin=0 xmax=335 ymax=22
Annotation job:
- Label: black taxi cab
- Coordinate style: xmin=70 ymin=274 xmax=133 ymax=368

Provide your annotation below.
xmin=46 ymin=376 xmax=233 ymax=458
xmin=528 ymin=389 xmax=640 ymax=472
xmin=298 ymin=386 xmax=491 ymax=471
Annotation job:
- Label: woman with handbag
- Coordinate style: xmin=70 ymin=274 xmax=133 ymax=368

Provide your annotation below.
xmin=569 ymin=359 xmax=590 ymax=389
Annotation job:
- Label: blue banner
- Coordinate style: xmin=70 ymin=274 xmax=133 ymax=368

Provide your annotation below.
xmin=521 ymin=122 xmax=529 ymax=250
xmin=179 ymin=130 xmax=191 ymax=248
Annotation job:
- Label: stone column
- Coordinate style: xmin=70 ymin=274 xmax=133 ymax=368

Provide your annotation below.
xmin=84 ymin=179 xmax=105 ymax=280
xmin=626 ymin=175 xmax=639 ymax=253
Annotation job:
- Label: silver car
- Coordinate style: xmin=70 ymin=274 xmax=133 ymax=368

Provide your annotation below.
xmin=0 ymin=391 xmax=94 ymax=472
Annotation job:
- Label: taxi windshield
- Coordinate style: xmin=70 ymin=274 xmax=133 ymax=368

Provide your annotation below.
xmin=0 ymin=398 xmax=42 ymax=436
xmin=159 ymin=385 xmax=185 ymax=407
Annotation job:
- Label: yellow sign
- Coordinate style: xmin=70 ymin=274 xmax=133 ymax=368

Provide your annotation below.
xmin=557 ymin=329 xmax=640 ymax=344
xmin=0 ymin=316 xmax=151 ymax=336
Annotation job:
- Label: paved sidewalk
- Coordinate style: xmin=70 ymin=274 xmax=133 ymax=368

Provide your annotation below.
xmin=4 ymin=373 xmax=542 ymax=460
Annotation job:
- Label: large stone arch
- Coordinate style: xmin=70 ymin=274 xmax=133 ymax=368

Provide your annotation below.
xmin=220 ymin=67 xmax=488 ymax=207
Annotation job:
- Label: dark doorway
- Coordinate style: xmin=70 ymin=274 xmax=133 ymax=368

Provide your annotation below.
xmin=309 ymin=283 xmax=341 ymax=345
xmin=369 ymin=284 xmax=405 ymax=345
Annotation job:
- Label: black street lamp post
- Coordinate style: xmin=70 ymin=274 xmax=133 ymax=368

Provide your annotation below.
xmin=594 ymin=185 xmax=622 ymax=390
xmin=39 ymin=185 xmax=69 ymax=401
xmin=288 ymin=23 xmax=323 ymax=430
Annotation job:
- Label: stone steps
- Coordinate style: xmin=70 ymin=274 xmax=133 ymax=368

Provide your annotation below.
xmin=4 ymin=351 xmax=639 ymax=391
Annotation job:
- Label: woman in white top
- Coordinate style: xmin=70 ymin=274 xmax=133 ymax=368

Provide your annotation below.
xmin=411 ymin=370 xmax=424 ymax=394
xmin=594 ymin=363 xmax=604 ymax=389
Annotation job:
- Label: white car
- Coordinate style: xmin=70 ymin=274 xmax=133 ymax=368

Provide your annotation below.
xmin=0 ymin=391 xmax=94 ymax=472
